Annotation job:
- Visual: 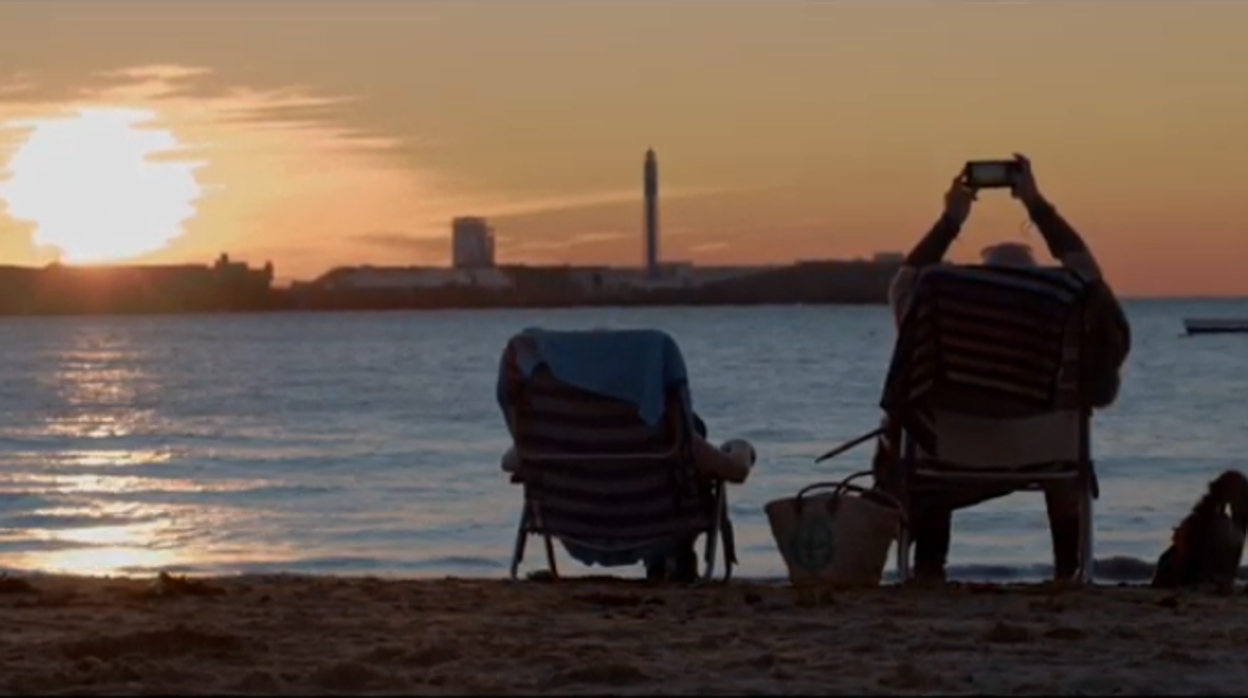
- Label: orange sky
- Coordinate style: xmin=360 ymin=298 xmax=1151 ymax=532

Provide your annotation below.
xmin=0 ymin=1 xmax=1245 ymax=296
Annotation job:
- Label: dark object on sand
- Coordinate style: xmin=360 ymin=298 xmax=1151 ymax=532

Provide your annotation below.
xmin=146 ymin=571 xmax=227 ymax=598
xmin=0 ymin=574 xmax=36 ymax=595
xmin=1152 ymin=470 xmax=1248 ymax=593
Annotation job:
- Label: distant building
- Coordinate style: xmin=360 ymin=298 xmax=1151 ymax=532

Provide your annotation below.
xmin=564 ymin=262 xmax=777 ymax=295
xmin=872 ymin=251 xmax=904 ymax=264
xmin=311 ymin=266 xmax=513 ymax=291
xmin=643 ymin=149 xmax=659 ymax=279
xmin=451 ymin=217 xmax=496 ymax=269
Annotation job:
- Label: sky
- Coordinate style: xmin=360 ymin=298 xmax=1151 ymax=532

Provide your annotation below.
xmin=0 ymin=1 xmax=1245 ymax=296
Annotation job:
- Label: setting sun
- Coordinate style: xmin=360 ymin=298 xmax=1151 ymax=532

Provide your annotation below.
xmin=0 ymin=108 xmax=203 ymax=263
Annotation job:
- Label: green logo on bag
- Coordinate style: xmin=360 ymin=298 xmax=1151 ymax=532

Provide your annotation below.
xmin=789 ymin=519 xmax=835 ymax=571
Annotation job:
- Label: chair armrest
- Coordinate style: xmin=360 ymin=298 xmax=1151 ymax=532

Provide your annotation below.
xmin=815 ymin=426 xmax=885 ymax=463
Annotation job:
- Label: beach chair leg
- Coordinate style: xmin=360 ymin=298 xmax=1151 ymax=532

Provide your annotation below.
xmin=701 ymin=534 xmax=718 ymax=583
xmin=509 ymin=507 xmax=530 ymax=581
xmin=543 ymin=533 xmax=559 ymax=579
xmin=896 ymin=526 xmax=911 ymax=585
xmin=703 ymin=484 xmax=725 ymax=583
xmin=1078 ymin=485 xmax=1095 ymax=586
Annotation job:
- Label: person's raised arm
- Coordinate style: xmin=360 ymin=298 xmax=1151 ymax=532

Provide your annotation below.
xmin=1012 ymin=154 xmax=1132 ymax=396
xmin=890 ymin=176 xmax=976 ymax=326
xmin=1011 ymin=153 xmax=1103 ymax=280
xmin=903 ymin=175 xmax=976 ymax=268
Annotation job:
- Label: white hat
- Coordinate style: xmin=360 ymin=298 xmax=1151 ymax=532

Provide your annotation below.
xmin=981 ymin=242 xmax=1037 ymax=268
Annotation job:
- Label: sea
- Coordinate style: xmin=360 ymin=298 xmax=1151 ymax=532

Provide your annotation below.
xmin=2 ymin=300 xmax=1247 ymax=583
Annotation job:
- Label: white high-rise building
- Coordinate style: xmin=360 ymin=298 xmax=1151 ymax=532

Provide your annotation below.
xmin=451 ymin=217 xmax=495 ymax=269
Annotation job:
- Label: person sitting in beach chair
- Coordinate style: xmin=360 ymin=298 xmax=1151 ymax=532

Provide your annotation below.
xmin=497 ymin=328 xmax=755 ymax=583
xmin=873 ymin=154 xmax=1131 ymax=585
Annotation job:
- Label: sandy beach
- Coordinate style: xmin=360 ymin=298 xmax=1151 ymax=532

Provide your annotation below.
xmin=0 ymin=573 xmax=1245 ymax=695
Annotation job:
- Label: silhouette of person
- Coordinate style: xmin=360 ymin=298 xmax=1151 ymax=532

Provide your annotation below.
xmin=878 ymin=154 xmax=1131 ymax=584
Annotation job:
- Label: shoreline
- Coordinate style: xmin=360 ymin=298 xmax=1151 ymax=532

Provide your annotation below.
xmin=0 ymin=294 xmax=1232 ymax=320
xmin=2 ymin=572 xmax=1245 ymax=695
xmin=0 ymin=298 xmax=890 ymax=319
xmin=0 ymin=552 xmax=1172 ymax=585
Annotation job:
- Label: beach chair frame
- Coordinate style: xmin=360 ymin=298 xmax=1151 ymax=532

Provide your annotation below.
xmin=501 ymin=340 xmax=734 ymax=583
xmin=882 ymin=265 xmax=1099 ymax=585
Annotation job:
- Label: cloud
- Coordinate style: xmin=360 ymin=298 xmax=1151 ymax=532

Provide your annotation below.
xmin=661 ymin=226 xmax=697 ymax=238
xmin=79 ymin=64 xmax=218 ymax=101
xmin=353 ymin=231 xmax=446 ymax=254
xmin=0 ymin=72 xmax=34 ymax=97
xmin=0 ymin=63 xmax=411 ymax=163
xmin=690 ymin=241 xmax=729 ymax=253
xmin=98 ymin=65 xmax=213 ymax=81
xmin=505 ymin=239 xmax=569 ymax=254
xmin=448 ymin=185 xmax=736 ymax=223
xmin=569 ymin=231 xmax=628 ymax=244
xmin=504 ymin=230 xmax=632 ymax=255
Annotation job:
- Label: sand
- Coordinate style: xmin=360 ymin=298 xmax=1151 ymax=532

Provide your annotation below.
xmin=0 ymin=572 xmax=1245 ymax=695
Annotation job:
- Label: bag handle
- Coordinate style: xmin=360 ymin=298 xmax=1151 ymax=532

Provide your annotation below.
xmin=795 ymin=470 xmax=873 ymax=502
xmin=794 ymin=470 xmax=909 ymax=530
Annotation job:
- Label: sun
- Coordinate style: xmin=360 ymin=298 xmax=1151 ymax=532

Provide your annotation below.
xmin=0 ymin=107 xmax=203 ymax=263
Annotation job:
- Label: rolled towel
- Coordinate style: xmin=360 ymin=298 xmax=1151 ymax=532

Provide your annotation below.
xmin=720 ymin=438 xmax=757 ymax=472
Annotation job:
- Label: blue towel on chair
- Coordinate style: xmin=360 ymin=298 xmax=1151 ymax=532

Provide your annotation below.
xmin=497 ymin=327 xmax=691 ymax=427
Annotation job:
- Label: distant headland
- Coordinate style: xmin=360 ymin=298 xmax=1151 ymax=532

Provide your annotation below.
xmin=0 ymin=253 xmax=903 ymax=316
xmin=0 ymin=150 xmax=904 ymax=316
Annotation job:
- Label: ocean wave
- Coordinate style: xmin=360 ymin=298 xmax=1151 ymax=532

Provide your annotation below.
xmin=0 ymin=512 xmax=161 ymax=530
xmin=108 ymin=555 xmax=506 ymax=577
xmin=876 ymin=556 xmax=1183 ymax=584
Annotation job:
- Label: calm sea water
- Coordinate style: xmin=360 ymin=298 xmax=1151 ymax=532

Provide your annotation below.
xmin=2 ymin=301 xmax=1247 ymax=582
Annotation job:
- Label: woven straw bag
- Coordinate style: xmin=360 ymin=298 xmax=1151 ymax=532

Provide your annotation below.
xmin=765 ymin=471 xmax=906 ymax=589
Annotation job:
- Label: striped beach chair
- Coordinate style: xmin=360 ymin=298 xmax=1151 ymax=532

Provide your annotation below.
xmin=497 ymin=329 xmax=735 ymax=582
xmin=878 ymin=264 xmax=1098 ymax=584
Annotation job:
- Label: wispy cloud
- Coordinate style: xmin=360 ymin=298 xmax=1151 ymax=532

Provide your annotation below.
xmin=443 ymin=185 xmax=736 ymax=223
xmin=353 ymin=231 xmax=446 ymax=254
xmin=505 ymin=229 xmax=632 ymax=255
xmin=569 ymin=231 xmax=628 ymax=244
xmin=690 ymin=241 xmax=729 ymax=253
xmin=0 ymin=72 xmax=35 ymax=97
xmin=661 ymin=226 xmax=697 ymax=238
xmin=98 ymin=65 xmax=213 ymax=82
xmin=0 ymin=63 xmax=408 ymax=160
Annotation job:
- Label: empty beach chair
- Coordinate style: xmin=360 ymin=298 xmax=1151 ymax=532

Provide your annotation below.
xmin=496 ymin=328 xmax=737 ymax=582
xmin=875 ymin=264 xmax=1098 ymax=584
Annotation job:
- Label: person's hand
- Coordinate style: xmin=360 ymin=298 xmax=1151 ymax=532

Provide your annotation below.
xmin=943 ymin=173 xmax=976 ymax=225
xmin=1011 ymin=153 xmax=1044 ymax=207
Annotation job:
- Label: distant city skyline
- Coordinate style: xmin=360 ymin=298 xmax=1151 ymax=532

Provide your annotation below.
xmin=1 ymin=2 xmax=1247 ymax=296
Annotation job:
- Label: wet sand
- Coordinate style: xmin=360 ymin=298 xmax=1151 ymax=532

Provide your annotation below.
xmin=0 ymin=573 xmax=1244 ymax=695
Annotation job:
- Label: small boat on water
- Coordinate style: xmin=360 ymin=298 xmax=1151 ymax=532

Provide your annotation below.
xmin=1183 ymin=318 xmax=1248 ymax=335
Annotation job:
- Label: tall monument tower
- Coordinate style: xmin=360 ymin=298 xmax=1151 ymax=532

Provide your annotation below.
xmin=643 ymin=148 xmax=659 ymax=278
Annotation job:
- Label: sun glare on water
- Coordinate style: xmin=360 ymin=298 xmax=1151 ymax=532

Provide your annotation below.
xmin=0 ymin=108 xmax=203 ymax=263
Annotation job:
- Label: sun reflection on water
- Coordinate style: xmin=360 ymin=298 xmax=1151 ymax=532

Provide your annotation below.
xmin=1 ymin=501 xmax=253 ymax=577
xmin=0 ymin=331 xmax=217 ymax=577
xmin=0 ymin=472 xmax=266 ymax=495
xmin=40 ymin=413 xmax=156 ymax=439
xmin=26 ymin=547 xmax=183 ymax=577
xmin=62 ymin=449 xmax=173 ymax=468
